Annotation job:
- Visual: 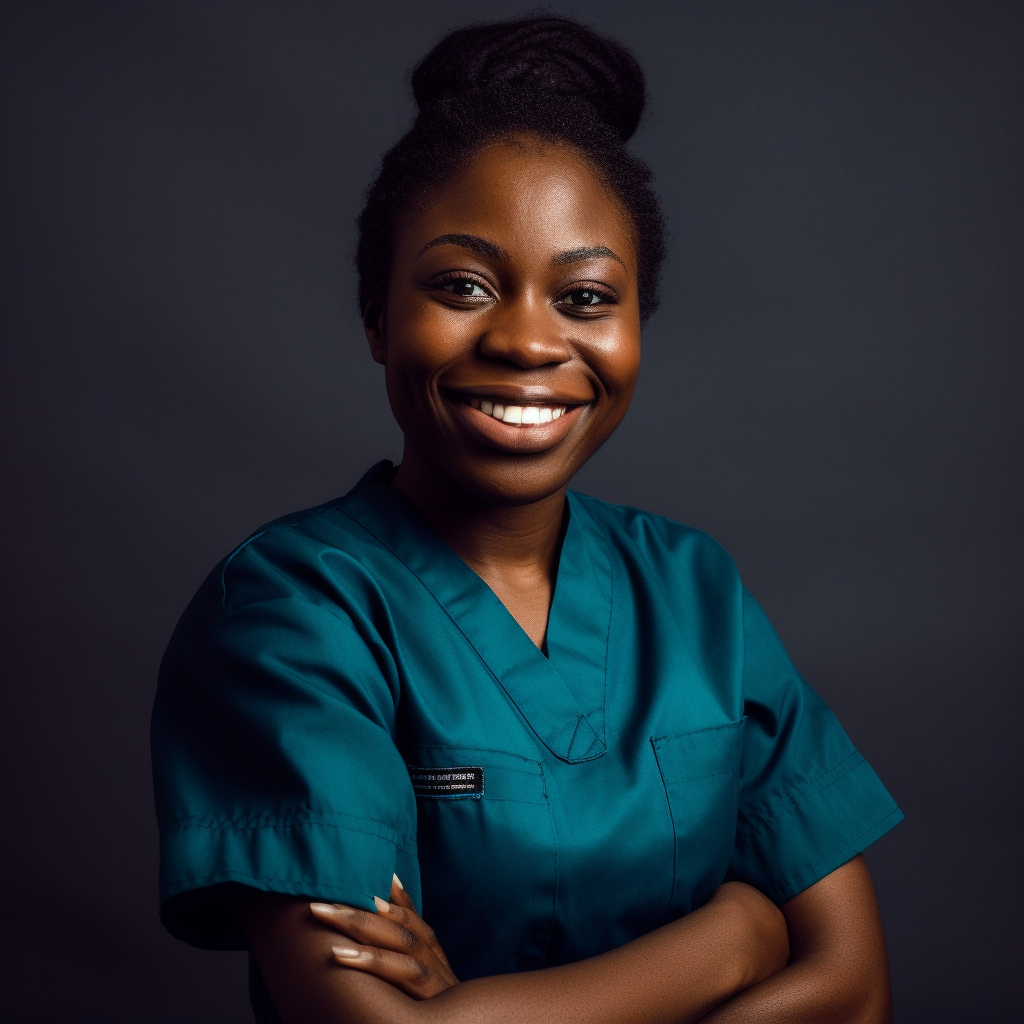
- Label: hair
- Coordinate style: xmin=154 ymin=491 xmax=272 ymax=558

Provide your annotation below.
xmin=355 ymin=15 xmax=667 ymax=324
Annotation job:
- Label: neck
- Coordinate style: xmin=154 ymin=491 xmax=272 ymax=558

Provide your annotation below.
xmin=390 ymin=445 xmax=567 ymax=581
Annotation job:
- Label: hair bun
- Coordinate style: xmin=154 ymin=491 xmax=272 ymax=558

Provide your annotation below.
xmin=410 ymin=16 xmax=646 ymax=142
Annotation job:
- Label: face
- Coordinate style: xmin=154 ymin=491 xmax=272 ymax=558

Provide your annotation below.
xmin=365 ymin=137 xmax=642 ymax=506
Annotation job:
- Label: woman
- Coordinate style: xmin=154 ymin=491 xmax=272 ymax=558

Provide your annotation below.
xmin=152 ymin=16 xmax=902 ymax=1023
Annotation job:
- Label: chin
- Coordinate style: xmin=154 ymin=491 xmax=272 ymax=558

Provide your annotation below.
xmin=446 ymin=456 xmax=577 ymax=507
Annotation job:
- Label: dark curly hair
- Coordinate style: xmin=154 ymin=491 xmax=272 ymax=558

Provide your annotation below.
xmin=355 ymin=15 xmax=667 ymax=324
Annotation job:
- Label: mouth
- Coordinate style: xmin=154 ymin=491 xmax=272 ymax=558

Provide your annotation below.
xmin=444 ymin=390 xmax=588 ymax=453
xmin=464 ymin=395 xmax=571 ymax=427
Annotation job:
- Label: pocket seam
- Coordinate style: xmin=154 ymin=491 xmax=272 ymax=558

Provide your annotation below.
xmin=651 ymin=720 xmax=745 ymax=920
xmin=653 ymin=718 xmax=746 ymax=784
xmin=651 ymin=718 xmax=746 ymax=747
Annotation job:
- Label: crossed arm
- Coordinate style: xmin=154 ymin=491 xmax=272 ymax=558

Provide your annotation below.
xmin=246 ymin=855 xmax=890 ymax=1024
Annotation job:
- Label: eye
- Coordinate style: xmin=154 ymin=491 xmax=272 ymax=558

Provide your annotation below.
xmin=562 ymin=288 xmax=613 ymax=307
xmin=441 ymin=278 xmax=490 ymax=298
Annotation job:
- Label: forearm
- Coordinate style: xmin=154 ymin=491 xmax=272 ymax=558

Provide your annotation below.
xmin=694 ymin=951 xmax=890 ymax=1024
xmin=420 ymin=893 xmax=783 ymax=1024
xmin=249 ymin=884 xmax=787 ymax=1024
xmin=696 ymin=857 xmax=892 ymax=1024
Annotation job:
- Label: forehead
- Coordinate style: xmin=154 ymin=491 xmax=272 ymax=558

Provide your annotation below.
xmin=396 ymin=138 xmax=637 ymax=270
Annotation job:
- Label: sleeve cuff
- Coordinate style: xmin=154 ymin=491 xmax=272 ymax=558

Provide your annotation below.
xmin=733 ymin=755 xmax=903 ymax=905
xmin=159 ymin=816 xmax=418 ymax=949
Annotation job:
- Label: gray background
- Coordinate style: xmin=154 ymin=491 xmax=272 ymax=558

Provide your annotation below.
xmin=2 ymin=1 xmax=1021 ymax=1020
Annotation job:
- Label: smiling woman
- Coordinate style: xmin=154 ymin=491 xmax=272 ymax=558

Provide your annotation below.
xmin=151 ymin=15 xmax=902 ymax=1024
xmin=379 ymin=140 xmax=642 ymax=505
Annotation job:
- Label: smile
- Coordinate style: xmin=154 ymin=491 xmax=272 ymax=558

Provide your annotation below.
xmin=464 ymin=396 xmax=569 ymax=426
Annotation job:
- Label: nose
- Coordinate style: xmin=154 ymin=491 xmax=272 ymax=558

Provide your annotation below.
xmin=477 ymin=295 xmax=572 ymax=369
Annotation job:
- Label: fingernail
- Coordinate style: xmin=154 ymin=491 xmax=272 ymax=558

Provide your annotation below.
xmin=310 ymin=902 xmax=354 ymax=916
xmin=373 ymin=895 xmax=390 ymax=914
xmin=333 ymin=945 xmax=363 ymax=960
xmin=393 ymin=873 xmax=404 ymax=890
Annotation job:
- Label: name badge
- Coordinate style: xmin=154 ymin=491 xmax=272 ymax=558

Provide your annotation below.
xmin=408 ymin=765 xmax=484 ymax=799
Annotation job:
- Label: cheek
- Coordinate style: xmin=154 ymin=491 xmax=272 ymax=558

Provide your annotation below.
xmin=386 ymin=293 xmax=474 ymax=377
xmin=589 ymin=329 xmax=642 ymax=403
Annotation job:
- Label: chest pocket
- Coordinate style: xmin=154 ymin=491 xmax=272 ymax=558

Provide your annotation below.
xmin=408 ymin=745 xmax=557 ymax=980
xmin=652 ymin=718 xmax=745 ymax=917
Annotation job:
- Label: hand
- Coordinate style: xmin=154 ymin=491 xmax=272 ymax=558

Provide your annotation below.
xmin=308 ymin=874 xmax=459 ymax=999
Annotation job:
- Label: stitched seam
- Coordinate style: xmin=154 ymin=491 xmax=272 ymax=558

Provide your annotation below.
xmin=569 ymin=493 xmax=613 ymax=747
xmin=162 ymin=870 xmax=383 ymax=895
xmin=653 ymin=720 xmax=745 ymax=782
xmin=537 ymin=760 xmax=558 ymax=966
xmin=800 ymin=751 xmax=864 ymax=797
xmin=737 ymin=753 xmax=868 ymax=844
xmin=215 ymin=499 xmax=351 ymax=613
xmin=762 ymin=808 xmax=903 ymax=902
xmin=406 ymin=746 xmax=545 ymax=772
xmin=161 ymin=558 xmax=401 ymax=689
xmin=339 ymin=505 xmax=598 ymax=763
xmin=338 ymin=506 xmax=541 ymax=736
xmin=415 ymin=794 xmax=482 ymax=801
xmin=663 ymin=767 xmax=737 ymax=784
xmin=219 ymin=531 xmax=267 ymax=612
xmin=652 ymin=720 xmax=745 ymax=745
xmin=651 ymin=735 xmax=679 ymax=927
xmin=566 ymin=715 xmax=584 ymax=759
xmin=162 ymin=815 xmax=414 ymax=849
xmin=420 ymin=795 xmax=547 ymax=807
xmin=478 ymin=797 xmax=548 ymax=806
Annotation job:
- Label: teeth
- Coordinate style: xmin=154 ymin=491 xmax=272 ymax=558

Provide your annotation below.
xmin=465 ymin=397 xmax=570 ymax=427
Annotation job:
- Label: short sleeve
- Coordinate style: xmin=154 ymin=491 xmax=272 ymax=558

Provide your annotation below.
xmin=730 ymin=589 xmax=902 ymax=904
xmin=151 ymin=532 xmax=419 ymax=950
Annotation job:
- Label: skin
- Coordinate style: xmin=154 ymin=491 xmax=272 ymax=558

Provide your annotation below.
xmin=247 ymin=137 xmax=893 ymax=1022
xmin=370 ymin=138 xmax=643 ymax=646
xmin=247 ymin=876 xmax=789 ymax=1024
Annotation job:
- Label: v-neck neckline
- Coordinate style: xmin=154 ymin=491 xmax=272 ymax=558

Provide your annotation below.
xmin=340 ymin=462 xmax=608 ymax=763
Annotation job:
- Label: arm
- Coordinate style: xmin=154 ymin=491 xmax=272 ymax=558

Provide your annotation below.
xmin=696 ymin=856 xmax=891 ymax=1024
xmin=246 ymin=880 xmax=789 ymax=1024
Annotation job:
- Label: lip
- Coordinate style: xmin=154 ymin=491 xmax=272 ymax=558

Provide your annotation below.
xmin=445 ymin=384 xmax=594 ymax=406
xmin=444 ymin=392 xmax=587 ymax=454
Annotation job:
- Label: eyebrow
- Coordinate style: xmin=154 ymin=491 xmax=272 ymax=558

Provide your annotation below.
xmin=418 ymin=234 xmax=508 ymax=261
xmin=418 ymin=235 xmax=626 ymax=271
xmin=551 ymin=245 xmax=625 ymax=269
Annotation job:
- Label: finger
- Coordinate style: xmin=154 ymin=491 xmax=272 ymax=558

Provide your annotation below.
xmin=331 ymin=942 xmax=450 ymax=1000
xmin=390 ymin=873 xmax=415 ymax=910
xmin=377 ymin=886 xmax=456 ymax=979
xmin=309 ymin=903 xmax=419 ymax=952
xmin=372 ymin=899 xmax=458 ymax=984
xmin=310 ymin=901 xmax=449 ymax=979
xmin=308 ymin=902 xmax=366 ymax=937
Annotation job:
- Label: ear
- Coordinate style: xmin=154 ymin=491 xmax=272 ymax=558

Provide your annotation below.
xmin=363 ymin=298 xmax=386 ymax=365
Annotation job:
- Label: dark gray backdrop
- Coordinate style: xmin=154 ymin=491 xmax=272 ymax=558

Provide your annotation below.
xmin=2 ymin=2 xmax=1021 ymax=1021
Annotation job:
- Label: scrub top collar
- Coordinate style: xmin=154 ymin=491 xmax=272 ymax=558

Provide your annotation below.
xmin=341 ymin=461 xmax=609 ymax=764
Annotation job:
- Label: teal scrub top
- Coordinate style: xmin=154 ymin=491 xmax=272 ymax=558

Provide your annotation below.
xmin=153 ymin=461 xmax=902 ymax=981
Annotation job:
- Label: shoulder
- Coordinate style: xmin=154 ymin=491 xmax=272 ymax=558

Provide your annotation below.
xmin=218 ymin=493 xmax=379 ymax=598
xmin=160 ymin=489 xmax=388 ymax=671
xmin=570 ymin=490 xmax=740 ymax=586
